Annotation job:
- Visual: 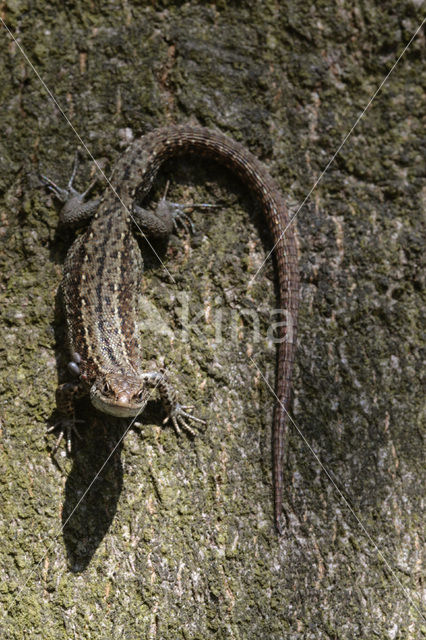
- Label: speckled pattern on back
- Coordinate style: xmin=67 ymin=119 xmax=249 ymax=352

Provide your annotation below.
xmin=61 ymin=125 xmax=299 ymax=531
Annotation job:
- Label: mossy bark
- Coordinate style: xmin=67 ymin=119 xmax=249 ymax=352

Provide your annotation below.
xmin=0 ymin=2 xmax=424 ymax=638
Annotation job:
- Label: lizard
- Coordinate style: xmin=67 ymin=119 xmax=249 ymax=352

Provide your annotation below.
xmin=42 ymin=125 xmax=299 ymax=533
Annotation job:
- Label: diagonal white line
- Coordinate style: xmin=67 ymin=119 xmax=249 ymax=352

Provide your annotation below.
xmin=248 ymin=16 xmax=426 ymax=287
xmin=249 ymin=355 xmax=424 ymax=619
xmin=4 ymin=371 xmax=172 ymax=613
xmin=0 ymin=17 xmax=178 ymax=285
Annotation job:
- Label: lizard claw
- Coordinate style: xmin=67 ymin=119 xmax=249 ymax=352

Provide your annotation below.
xmin=168 ymin=202 xmax=221 ymax=235
xmin=40 ymin=174 xmax=71 ymax=202
xmin=169 ymin=204 xmax=196 ymax=235
xmin=47 ymin=417 xmax=84 ymax=455
xmin=160 ymin=181 xmax=220 ymax=236
xmin=163 ymin=403 xmax=206 ymax=437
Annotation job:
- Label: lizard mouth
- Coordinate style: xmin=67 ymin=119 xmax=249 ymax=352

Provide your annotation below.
xmin=90 ymin=385 xmax=147 ymax=418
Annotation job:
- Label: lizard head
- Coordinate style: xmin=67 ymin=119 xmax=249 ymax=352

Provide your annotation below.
xmin=90 ymin=371 xmax=151 ymax=418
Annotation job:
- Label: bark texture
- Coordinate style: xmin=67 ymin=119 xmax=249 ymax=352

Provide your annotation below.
xmin=0 ymin=1 xmax=424 ymax=638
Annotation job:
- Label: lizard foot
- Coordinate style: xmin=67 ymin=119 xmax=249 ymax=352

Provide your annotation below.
xmin=40 ymin=151 xmax=100 ymax=227
xmin=47 ymin=417 xmax=84 ymax=455
xmin=160 ymin=179 xmax=220 ymax=235
xmin=163 ymin=403 xmax=206 ymax=437
xmin=167 ymin=201 xmax=221 ymax=235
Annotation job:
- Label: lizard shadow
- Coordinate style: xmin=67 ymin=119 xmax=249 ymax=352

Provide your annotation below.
xmin=54 ymin=399 xmax=163 ymax=573
xmin=60 ymin=410 xmax=125 ymax=573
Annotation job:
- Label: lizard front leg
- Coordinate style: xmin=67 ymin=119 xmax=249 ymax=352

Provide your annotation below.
xmin=47 ymin=380 xmax=86 ymax=454
xmin=140 ymin=371 xmax=206 ymax=436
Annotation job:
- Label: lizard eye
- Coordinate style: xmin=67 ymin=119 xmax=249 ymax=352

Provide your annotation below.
xmin=137 ymin=389 xmax=145 ymax=400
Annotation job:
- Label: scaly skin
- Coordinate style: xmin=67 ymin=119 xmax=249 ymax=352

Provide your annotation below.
xmin=43 ymin=125 xmax=299 ymax=532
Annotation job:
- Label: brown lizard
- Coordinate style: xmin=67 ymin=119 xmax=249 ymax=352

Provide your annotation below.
xmin=42 ymin=125 xmax=299 ymax=532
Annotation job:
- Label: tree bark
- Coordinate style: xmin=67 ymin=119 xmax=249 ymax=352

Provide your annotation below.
xmin=0 ymin=2 xmax=423 ymax=638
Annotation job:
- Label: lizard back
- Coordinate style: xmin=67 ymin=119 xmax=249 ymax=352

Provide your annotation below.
xmin=62 ymin=208 xmax=143 ymax=382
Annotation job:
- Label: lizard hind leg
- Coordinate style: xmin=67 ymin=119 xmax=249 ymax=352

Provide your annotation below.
xmin=132 ymin=180 xmax=220 ymax=240
xmin=40 ymin=151 xmax=101 ymax=228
